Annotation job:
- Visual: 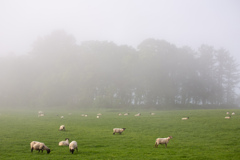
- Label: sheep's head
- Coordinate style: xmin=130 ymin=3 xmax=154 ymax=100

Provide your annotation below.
xmin=65 ymin=138 xmax=69 ymax=140
xmin=168 ymin=136 xmax=173 ymax=140
xmin=70 ymin=149 xmax=74 ymax=154
xmin=47 ymin=149 xmax=51 ymax=154
xmin=122 ymin=128 xmax=126 ymax=130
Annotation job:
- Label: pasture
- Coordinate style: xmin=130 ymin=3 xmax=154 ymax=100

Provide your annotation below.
xmin=0 ymin=109 xmax=239 ymax=160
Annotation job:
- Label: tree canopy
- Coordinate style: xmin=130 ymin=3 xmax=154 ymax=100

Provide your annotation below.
xmin=0 ymin=31 xmax=239 ymax=109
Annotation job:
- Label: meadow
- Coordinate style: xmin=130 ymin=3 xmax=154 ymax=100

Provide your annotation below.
xmin=0 ymin=109 xmax=239 ymax=160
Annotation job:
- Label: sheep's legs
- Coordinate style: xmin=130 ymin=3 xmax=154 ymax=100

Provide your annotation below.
xmin=165 ymin=144 xmax=167 ymax=148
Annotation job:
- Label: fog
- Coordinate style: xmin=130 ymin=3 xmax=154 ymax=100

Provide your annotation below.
xmin=0 ymin=0 xmax=240 ymax=110
xmin=1 ymin=0 xmax=240 ymax=59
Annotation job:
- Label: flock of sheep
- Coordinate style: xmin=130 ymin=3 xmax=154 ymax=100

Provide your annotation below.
xmin=32 ymin=110 xmax=236 ymax=154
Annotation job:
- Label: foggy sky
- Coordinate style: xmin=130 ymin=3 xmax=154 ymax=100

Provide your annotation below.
xmin=1 ymin=0 xmax=240 ymax=62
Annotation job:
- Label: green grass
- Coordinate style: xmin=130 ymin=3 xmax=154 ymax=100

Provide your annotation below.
xmin=0 ymin=109 xmax=240 ymax=160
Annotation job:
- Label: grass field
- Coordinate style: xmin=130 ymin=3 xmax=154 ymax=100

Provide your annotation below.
xmin=0 ymin=109 xmax=239 ymax=160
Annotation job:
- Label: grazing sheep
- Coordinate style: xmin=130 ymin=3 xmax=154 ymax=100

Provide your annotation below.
xmin=97 ymin=115 xmax=100 ymax=118
xmin=135 ymin=113 xmax=141 ymax=116
xmin=113 ymin=128 xmax=126 ymax=135
xmin=150 ymin=112 xmax=155 ymax=116
xmin=61 ymin=116 xmax=64 ymax=119
xmin=118 ymin=113 xmax=122 ymax=116
xmin=97 ymin=113 xmax=102 ymax=116
xmin=69 ymin=141 xmax=78 ymax=154
xmin=85 ymin=114 xmax=88 ymax=117
xmin=225 ymin=116 xmax=231 ymax=119
xmin=182 ymin=117 xmax=189 ymax=120
xmin=232 ymin=112 xmax=235 ymax=115
xmin=59 ymin=138 xmax=69 ymax=146
xmin=38 ymin=111 xmax=44 ymax=117
xmin=59 ymin=125 xmax=65 ymax=131
xmin=124 ymin=113 xmax=129 ymax=116
xmin=30 ymin=141 xmax=51 ymax=154
xmin=226 ymin=112 xmax=229 ymax=115
xmin=155 ymin=136 xmax=173 ymax=148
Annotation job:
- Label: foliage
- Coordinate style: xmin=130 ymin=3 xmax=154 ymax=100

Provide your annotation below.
xmin=0 ymin=31 xmax=239 ymax=109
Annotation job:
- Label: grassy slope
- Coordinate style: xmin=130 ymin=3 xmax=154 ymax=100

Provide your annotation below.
xmin=0 ymin=109 xmax=239 ymax=160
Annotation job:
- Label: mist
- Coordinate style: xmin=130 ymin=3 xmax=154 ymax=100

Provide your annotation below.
xmin=0 ymin=0 xmax=240 ymax=110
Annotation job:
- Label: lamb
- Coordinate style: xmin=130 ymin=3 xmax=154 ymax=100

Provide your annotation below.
xmin=59 ymin=125 xmax=65 ymax=131
xmin=30 ymin=141 xmax=51 ymax=154
xmin=155 ymin=136 xmax=173 ymax=148
xmin=59 ymin=138 xmax=69 ymax=146
xmin=69 ymin=141 xmax=78 ymax=154
xmin=113 ymin=128 xmax=126 ymax=135
xmin=182 ymin=117 xmax=189 ymax=120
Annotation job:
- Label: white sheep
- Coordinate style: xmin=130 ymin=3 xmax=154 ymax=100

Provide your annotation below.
xmin=150 ymin=112 xmax=155 ymax=116
xmin=118 ymin=113 xmax=122 ymax=116
xmin=226 ymin=112 xmax=229 ymax=115
xmin=38 ymin=111 xmax=44 ymax=117
xmin=97 ymin=113 xmax=102 ymax=116
xmin=113 ymin=128 xmax=126 ymax=135
xmin=182 ymin=117 xmax=189 ymax=120
xmin=232 ymin=112 xmax=235 ymax=115
xmin=135 ymin=113 xmax=141 ymax=116
xmin=61 ymin=116 xmax=64 ymax=119
xmin=124 ymin=113 xmax=129 ymax=116
xmin=225 ymin=116 xmax=231 ymax=119
xmin=97 ymin=115 xmax=100 ymax=118
xmin=155 ymin=136 xmax=173 ymax=148
xmin=30 ymin=141 xmax=51 ymax=154
xmin=59 ymin=125 xmax=65 ymax=131
xmin=69 ymin=141 xmax=78 ymax=154
xmin=59 ymin=138 xmax=69 ymax=146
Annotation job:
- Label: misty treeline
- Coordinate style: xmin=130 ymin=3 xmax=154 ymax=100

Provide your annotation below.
xmin=0 ymin=30 xmax=239 ymax=109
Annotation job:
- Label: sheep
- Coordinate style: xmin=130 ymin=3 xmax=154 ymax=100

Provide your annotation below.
xmin=225 ymin=116 xmax=231 ymax=119
xmin=61 ymin=116 xmax=64 ymax=119
xmin=30 ymin=141 xmax=51 ymax=154
xmin=96 ymin=115 xmax=100 ymax=118
xmin=59 ymin=125 xmax=65 ymax=131
xmin=150 ymin=112 xmax=155 ymax=116
xmin=59 ymin=138 xmax=69 ymax=146
xmin=155 ymin=136 xmax=173 ymax=148
xmin=124 ymin=113 xmax=129 ymax=116
xmin=118 ymin=113 xmax=122 ymax=116
xmin=113 ymin=128 xmax=126 ymax=135
xmin=97 ymin=113 xmax=102 ymax=116
xmin=38 ymin=111 xmax=44 ymax=117
xmin=232 ymin=112 xmax=235 ymax=115
xmin=69 ymin=141 xmax=78 ymax=154
xmin=226 ymin=112 xmax=229 ymax=115
xmin=182 ymin=117 xmax=189 ymax=120
xmin=135 ymin=113 xmax=141 ymax=116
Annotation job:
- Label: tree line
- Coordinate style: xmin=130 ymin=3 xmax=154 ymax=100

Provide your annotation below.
xmin=0 ymin=30 xmax=239 ymax=109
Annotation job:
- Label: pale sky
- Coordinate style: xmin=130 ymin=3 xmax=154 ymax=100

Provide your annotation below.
xmin=1 ymin=0 xmax=240 ymax=62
